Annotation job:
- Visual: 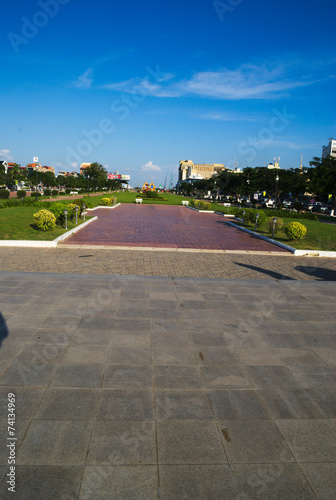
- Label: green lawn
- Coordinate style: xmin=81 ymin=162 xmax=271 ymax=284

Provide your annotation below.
xmin=73 ymin=191 xmax=189 ymax=207
xmin=0 ymin=207 xmax=92 ymax=241
xmin=232 ymin=219 xmax=336 ymax=250
xmin=1 ymin=196 xmax=335 ymax=250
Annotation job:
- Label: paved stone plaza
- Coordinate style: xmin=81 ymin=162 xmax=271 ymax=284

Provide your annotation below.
xmin=62 ymin=205 xmax=289 ymax=251
xmin=0 ymin=206 xmax=335 ymax=499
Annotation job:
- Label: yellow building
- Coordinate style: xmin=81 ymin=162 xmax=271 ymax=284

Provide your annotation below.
xmin=178 ymin=160 xmax=225 ymax=183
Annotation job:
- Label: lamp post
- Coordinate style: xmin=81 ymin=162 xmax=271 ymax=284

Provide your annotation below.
xmin=272 ymin=217 xmax=278 ymax=238
xmin=35 ymin=167 xmax=38 ymax=202
xmin=83 ymin=203 xmax=86 ymax=221
xmin=63 ymin=209 xmax=68 ymax=230
xmin=255 ymin=212 xmax=259 ymax=231
xmin=75 ymin=206 xmax=79 ymax=224
xmin=275 ymin=175 xmax=279 ymax=209
xmin=247 ymin=179 xmax=250 ymax=206
xmin=87 ymin=175 xmax=90 ymax=196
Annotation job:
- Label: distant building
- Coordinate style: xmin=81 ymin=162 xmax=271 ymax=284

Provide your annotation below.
xmin=26 ymin=163 xmax=55 ymax=175
xmin=58 ymin=171 xmax=78 ymax=177
xmin=267 ymin=157 xmax=280 ymax=170
xmin=178 ymin=160 xmax=225 ymax=183
xmin=80 ymin=162 xmax=91 ymax=174
xmin=322 ymin=138 xmax=336 ymax=159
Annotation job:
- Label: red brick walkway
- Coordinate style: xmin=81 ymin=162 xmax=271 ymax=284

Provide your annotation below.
xmin=61 ymin=205 xmax=288 ymax=252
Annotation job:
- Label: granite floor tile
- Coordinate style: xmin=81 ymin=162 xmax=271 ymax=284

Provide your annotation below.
xmin=61 ymin=344 xmax=108 ymax=364
xmin=231 ymin=463 xmax=316 ymax=500
xmin=307 ymin=387 xmax=336 ymax=417
xmin=87 ymin=420 xmax=156 ymax=465
xmin=155 ymin=390 xmax=213 ymax=420
xmin=108 ymin=346 xmax=152 ymax=365
xmin=103 ymin=366 xmax=153 ymax=389
xmin=219 ymin=419 xmax=294 ymax=464
xmin=288 ymin=365 xmax=336 ymax=388
xmin=208 ymin=389 xmax=270 ymax=419
xmin=200 ymin=365 xmax=253 ymax=389
xmin=50 ymin=364 xmax=104 ymax=388
xmin=246 ymin=366 xmax=302 ymax=388
xmin=35 ymin=388 xmax=100 ymax=420
xmin=159 ymin=464 xmax=237 ymax=499
xmin=18 ymin=420 xmax=92 ymax=465
xmin=96 ymin=389 xmax=154 ymax=421
xmin=154 ymin=366 xmax=202 ymax=389
xmin=258 ymin=389 xmax=328 ymax=419
xmin=0 ymin=466 xmax=83 ymax=500
xmin=79 ymin=465 xmax=158 ymax=500
xmin=157 ymin=420 xmax=226 ymax=464
xmin=300 ymin=463 xmax=336 ymax=500
xmin=275 ymin=419 xmax=336 ymax=462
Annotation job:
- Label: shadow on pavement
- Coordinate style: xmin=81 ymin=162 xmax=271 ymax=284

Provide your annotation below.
xmin=295 ymin=266 xmax=336 ymax=281
xmin=234 ymin=262 xmax=295 ymax=280
xmin=0 ymin=312 xmax=9 ymax=348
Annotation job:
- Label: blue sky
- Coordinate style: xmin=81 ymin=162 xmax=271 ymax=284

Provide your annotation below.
xmin=1 ymin=0 xmax=335 ymax=187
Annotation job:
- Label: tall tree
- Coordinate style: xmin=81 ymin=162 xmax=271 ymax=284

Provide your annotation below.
xmin=83 ymin=162 xmax=108 ymax=189
xmin=309 ymin=156 xmax=336 ymax=208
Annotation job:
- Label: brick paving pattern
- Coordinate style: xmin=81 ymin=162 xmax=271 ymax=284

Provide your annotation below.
xmin=1 ymin=247 xmax=336 ymax=280
xmin=62 ymin=205 xmax=288 ymax=251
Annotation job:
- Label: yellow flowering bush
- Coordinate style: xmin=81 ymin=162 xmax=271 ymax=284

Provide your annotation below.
xmin=33 ymin=210 xmax=56 ymax=231
xmin=284 ymin=221 xmax=307 ymax=240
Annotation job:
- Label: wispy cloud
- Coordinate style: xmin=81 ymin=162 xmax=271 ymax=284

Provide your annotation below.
xmin=73 ymin=68 xmax=93 ymax=89
xmin=0 ymin=149 xmax=13 ymax=161
xmin=197 ymin=111 xmax=261 ymax=122
xmin=101 ymin=61 xmax=318 ymax=100
xmin=141 ymin=161 xmax=161 ymax=172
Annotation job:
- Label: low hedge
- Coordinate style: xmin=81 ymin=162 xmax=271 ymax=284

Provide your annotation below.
xmin=0 ymin=190 xmax=10 ymax=199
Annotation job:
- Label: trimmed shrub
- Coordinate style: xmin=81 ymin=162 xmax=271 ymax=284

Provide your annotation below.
xmin=44 ymin=188 xmax=52 ymax=196
xmin=265 ymin=217 xmax=284 ymax=234
xmin=285 ymin=221 xmax=307 ymax=241
xmin=65 ymin=188 xmax=71 ymax=195
xmin=101 ymin=197 xmax=110 ymax=206
xmin=33 ymin=209 xmax=56 ymax=231
xmin=59 ymin=191 xmax=66 ymax=196
xmin=0 ymin=190 xmax=10 ymax=199
xmin=73 ymin=198 xmax=93 ymax=210
xmin=16 ymin=190 xmax=26 ymax=198
xmin=238 ymin=208 xmax=267 ymax=225
xmin=30 ymin=192 xmax=41 ymax=197
xmin=48 ymin=202 xmax=70 ymax=224
xmin=51 ymin=190 xmax=58 ymax=196
xmin=199 ymin=201 xmax=211 ymax=210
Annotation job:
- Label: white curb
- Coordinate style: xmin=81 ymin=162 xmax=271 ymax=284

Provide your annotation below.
xmin=0 ymin=216 xmax=98 ymax=247
xmin=224 ymin=220 xmax=336 ymax=257
xmin=53 ymin=216 xmax=98 ymax=243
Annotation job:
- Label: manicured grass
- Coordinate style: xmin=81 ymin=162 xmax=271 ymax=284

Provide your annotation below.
xmin=0 ymin=207 xmax=91 ymax=241
xmin=76 ymin=191 xmax=189 ymax=207
xmin=233 ymin=219 xmax=336 ymax=251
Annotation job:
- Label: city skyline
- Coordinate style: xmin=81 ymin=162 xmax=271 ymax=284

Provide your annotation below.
xmin=1 ymin=0 xmax=335 ymax=187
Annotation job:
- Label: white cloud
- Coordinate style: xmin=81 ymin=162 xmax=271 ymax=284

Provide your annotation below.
xmin=181 ymin=65 xmax=312 ymax=100
xmin=102 ymin=61 xmax=316 ymax=100
xmin=141 ymin=161 xmax=161 ymax=172
xmin=0 ymin=149 xmax=13 ymax=161
xmin=73 ymin=68 xmax=93 ymax=89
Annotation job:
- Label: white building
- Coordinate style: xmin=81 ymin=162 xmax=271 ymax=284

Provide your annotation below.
xmin=322 ymin=138 xmax=336 ymax=159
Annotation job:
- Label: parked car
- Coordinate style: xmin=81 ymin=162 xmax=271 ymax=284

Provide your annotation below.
xmin=312 ymin=202 xmax=328 ymax=213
